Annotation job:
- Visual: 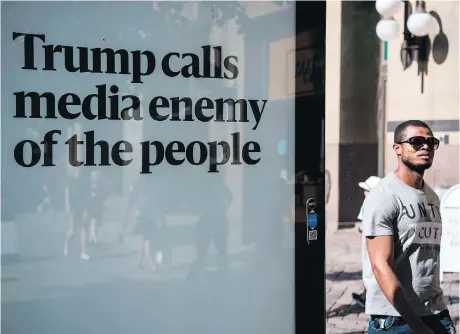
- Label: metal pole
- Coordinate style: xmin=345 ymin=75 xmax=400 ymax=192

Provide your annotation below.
xmin=377 ymin=53 xmax=387 ymax=177
xmin=378 ymin=74 xmax=387 ymax=177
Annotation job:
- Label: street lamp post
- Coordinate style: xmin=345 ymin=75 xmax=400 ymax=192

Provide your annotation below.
xmin=374 ymin=0 xmax=436 ymax=176
xmin=375 ymin=0 xmax=434 ymax=64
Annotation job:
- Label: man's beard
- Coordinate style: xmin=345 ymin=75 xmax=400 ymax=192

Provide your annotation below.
xmin=402 ymin=157 xmax=432 ymax=173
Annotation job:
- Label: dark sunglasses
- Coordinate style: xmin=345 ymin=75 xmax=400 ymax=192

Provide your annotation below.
xmin=397 ymin=136 xmax=440 ymax=150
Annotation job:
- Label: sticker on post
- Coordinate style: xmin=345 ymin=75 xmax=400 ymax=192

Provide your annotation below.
xmin=307 ymin=198 xmax=316 ymax=211
xmin=307 ymin=213 xmax=318 ymax=228
xmin=308 ymin=230 xmax=318 ymax=241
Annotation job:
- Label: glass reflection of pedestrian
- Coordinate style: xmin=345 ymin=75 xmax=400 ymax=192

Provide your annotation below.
xmin=36 ymin=183 xmax=52 ymax=213
xmin=123 ymin=177 xmax=161 ymax=272
xmin=63 ymin=167 xmax=91 ymax=260
xmin=88 ymin=171 xmax=105 ymax=245
xmin=188 ymin=175 xmax=232 ymax=279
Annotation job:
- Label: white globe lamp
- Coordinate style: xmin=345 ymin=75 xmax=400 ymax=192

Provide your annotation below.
xmin=376 ymin=19 xmax=400 ymax=41
xmin=407 ymin=12 xmax=434 ymax=37
xmin=376 ymin=0 xmax=401 ymax=17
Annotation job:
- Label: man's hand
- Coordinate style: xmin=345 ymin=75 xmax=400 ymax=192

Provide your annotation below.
xmin=367 ymin=235 xmax=427 ymax=332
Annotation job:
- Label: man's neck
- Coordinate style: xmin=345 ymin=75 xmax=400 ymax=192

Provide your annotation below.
xmin=394 ymin=165 xmax=425 ymax=189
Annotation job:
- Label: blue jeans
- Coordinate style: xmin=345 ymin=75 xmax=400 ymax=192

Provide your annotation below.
xmin=367 ymin=311 xmax=456 ymax=333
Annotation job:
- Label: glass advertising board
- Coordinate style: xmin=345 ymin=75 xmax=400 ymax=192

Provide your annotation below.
xmin=1 ymin=2 xmax=325 ymax=333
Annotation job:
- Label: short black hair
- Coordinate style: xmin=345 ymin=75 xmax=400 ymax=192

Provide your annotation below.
xmin=394 ymin=120 xmax=432 ymax=143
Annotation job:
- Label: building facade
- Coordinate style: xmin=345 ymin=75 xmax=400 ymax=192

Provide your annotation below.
xmin=325 ymin=0 xmax=459 ymax=227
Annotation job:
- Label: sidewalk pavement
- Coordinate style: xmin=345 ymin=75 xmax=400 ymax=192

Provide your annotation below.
xmin=326 ymin=227 xmax=460 ymax=334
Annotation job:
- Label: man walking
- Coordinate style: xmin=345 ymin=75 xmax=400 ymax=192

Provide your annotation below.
xmin=362 ymin=120 xmax=456 ymax=333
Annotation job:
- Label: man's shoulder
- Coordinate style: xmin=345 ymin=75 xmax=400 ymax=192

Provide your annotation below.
xmin=362 ymin=176 xmax=400 ymax=214
xmin=367 ymin=174 xmax=398 ymax=197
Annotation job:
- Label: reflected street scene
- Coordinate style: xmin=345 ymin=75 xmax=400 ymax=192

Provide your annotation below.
xmin=1 ymin=2 xmax=307 ymax=334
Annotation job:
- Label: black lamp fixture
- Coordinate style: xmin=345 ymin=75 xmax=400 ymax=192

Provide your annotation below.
xmin=375 ymin=0 xmax=434 ymax=65
xmin=401 ymin=1 xmax=430 ymax=66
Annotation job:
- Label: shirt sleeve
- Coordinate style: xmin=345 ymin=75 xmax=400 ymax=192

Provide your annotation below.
xmin=362 ymin=188 xmax=399 ymax=237
xmin=357 ymin=205 xmax=363 ymax=221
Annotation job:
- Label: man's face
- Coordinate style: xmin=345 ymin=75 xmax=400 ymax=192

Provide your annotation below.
xmin=393 ymin=126 xmax=436 ymax=172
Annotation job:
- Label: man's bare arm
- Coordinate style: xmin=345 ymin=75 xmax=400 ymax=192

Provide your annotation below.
xmin=366 ymin=236 xmax=433 ymax=333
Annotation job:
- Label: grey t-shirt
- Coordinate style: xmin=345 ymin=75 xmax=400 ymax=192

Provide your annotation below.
xmin=362 ymin=172 xmax=447 ymax=316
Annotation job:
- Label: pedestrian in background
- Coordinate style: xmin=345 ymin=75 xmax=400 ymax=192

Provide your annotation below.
xmin=352 ymin=175 xmax=382 ymax=307
xmin=357 ymin=176 xmax=382 ymax=233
